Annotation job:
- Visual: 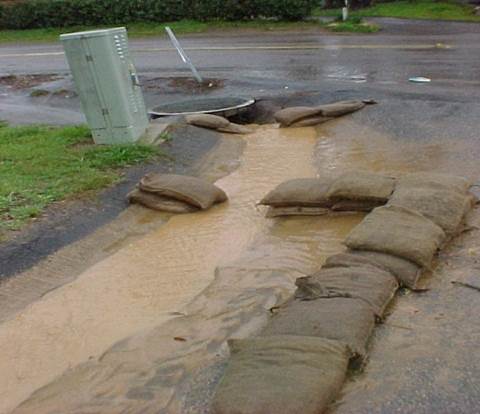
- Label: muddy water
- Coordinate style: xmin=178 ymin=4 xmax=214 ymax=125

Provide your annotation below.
xmin=1 ymin=125 xmax=361 ymax=413
xmin=315 ymin=118 xmax=479 ymax=181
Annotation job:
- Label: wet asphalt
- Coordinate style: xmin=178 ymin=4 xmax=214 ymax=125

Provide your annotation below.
xmin=1 ymin=18 xmax=480 ymax=125
xmin=1 ymin=18 xmax=480 ymax=414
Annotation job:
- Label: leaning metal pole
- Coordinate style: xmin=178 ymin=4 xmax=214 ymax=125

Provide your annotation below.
xmin=165 ymin=26 xmax=203 ymax=84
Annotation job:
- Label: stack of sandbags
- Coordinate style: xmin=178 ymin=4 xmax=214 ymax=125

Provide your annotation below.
xmin=128 ymin=173 xmax=227 ymax=213
xmin=186 ymin=113 xmax=252 ymax=134
xmin=334 ymin=172 xmax=475 ymax=288
xmin=259 ymin=178 xmax=334 ymax=217
xmin=260 ymin=171 xmax=396 ymax=217
xmin=212 ymin=171 xmax=476 ymax=414
xmin=326 ymin=171 xmax=395 ymax=211
xmin=274 ymin=100 xmax=366 ymax=128
xmin=212 ymin=336 xmax=350 ymax=414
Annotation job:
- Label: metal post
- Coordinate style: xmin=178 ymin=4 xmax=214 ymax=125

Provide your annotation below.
xmin=165 ymin=26 xmax=203 ymax=84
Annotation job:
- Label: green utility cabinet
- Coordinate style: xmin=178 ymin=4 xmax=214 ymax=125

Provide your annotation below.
xmin=60 ymin=28 xmax=149 ymax=144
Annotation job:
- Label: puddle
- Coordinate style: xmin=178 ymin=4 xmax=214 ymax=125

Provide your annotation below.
xmin=1 ymin=125 xmax=361 ymax=413
xmin=0 ymin=74 xmax=61 ymax=90
xmin=314 ymin=118 xmax=480 ymax=181
xmin=7 ymin=116 xmax=479 ymax=413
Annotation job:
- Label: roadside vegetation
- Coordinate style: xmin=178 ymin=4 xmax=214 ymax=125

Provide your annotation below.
xmin=0 ymin=124 xmax=162 ymax=236
xmin=325 ymin=16 xmax=380 ymax=33
xmin=315 ymin=0 xmax=480 ymax=22
xmin=0 ymin=20 xmax=326 ymax=43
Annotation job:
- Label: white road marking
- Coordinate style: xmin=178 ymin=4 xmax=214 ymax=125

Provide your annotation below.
xmin=0 ymin=43 xmax=451 ymax=58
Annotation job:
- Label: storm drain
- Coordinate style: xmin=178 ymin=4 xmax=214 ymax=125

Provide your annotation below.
xmin=149 ymin=96 xmax=255 ymax=119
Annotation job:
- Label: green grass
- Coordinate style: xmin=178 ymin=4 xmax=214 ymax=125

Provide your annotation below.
xmin=325 ymin=16 xmax=380 ymax=33
xmin=0 ymin=124 xmax=162 ymax=235
xmin=0 ymin=19 xmax=324 ymax=44
xmin=314 ymin=0 xmax=480 ymax=22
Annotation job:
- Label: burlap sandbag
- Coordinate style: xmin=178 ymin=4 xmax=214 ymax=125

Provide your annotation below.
xmin=127 ymin=189 xmax=198 ymax=213
xmin=260 ymin=178 xmax=333 ymax=207
xmin=212 ymin=335 xmax=349 ymax=414
xmin=389 ymin=174 xmax=473 ymax=235
xmin=327 ymin=171 xmax=396 ymax=203
xmin=261 ymin=298 xmax=375 ymax=358
xmin=316 ymin=100 xmax=366 ymax=117
xmin=398 ymin=172 xmax=470 ymax=194
xmin=266 ymin=206 xmax=330 ymax=218
xmin=331 ymin=199 xmax=384 ymax=212
xmin=345 ymin=205 xmax=446 ymax=268
xmin=295 ymin=266 xmax=398 ymax=317
xmin=186 ymin=113 xmax=230 ymax=130
xmin=289 ymin=115 xmax=333 ymax=128
xmin=324 ymin=250 xmax=422 ymax=290
xmin=274 ymin=106 xmax=324 ymax=127
xmin=274 ymin=100 xmax=365 ymax=127
xmin=139 ymin=173 xmax=227 ymax=210
xmin=218 ymin=123 xmax=253 ymax=135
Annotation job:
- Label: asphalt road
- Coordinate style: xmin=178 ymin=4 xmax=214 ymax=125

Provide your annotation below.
xmin=1 ymin=18 xmax=480 ymax=414
xmin=0 ymin=18 xmax=480 ymax=125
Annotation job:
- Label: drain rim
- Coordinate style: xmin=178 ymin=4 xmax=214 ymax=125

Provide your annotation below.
xmin=149 ymin=96 xmax=255 ymax=117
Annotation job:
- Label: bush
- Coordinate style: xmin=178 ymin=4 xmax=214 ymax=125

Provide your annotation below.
xmin=0 ymin=0 xmax=317 ymax=29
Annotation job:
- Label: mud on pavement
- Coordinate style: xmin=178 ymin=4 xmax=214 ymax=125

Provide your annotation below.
xmin=1 ymin=83 xmax=480 ymax=413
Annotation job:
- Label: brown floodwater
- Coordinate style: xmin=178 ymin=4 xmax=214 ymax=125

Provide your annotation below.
xmin=6 ymin=116 xmax=480 ymax=413
xmin=1 ymin=125 xmax=362 ymax=413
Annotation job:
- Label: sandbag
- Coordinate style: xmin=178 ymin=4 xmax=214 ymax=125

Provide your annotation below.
xmin=345 ymin=205 xmax=446 ymax=268
xmin=389 ymin=175 xmax=473 ymax=235
xmin=295 ymin=266 xmax=398 ymax=317
xmin=260 ymin=178 xmax=333 ymax=207
xmin=274 ymin=100 xmax=366 ymax=127
xmin=138 ymin=173 xmax=228 ymax=210
xmin=331 ymin=199 xmax=384 ymax=212
xmin=289 ymin=115 xmax=333 ymax=128
xmin=186 ymin=113 xmax=230 ymax=130
xmin=397 ymin=172 xmax=470 ymax=194
xmin=261 ymin=298 xmax=375 ymax=358
xmin=266 ymin=206 xmax=330 ymax=218
xmin=274 ymin=106 xmax=323 ymax=127
xmin=316 ymin=100 xmax=366 ymax=117
xmin=212 ymin=335 xmax=349 ymax=414
xmin=324 ymin=250 xmax=422 ymax=289
xmin=327 ymin=171 xmax=396 ymax=203
xmin=218 ymin=123 xmax=253 ymax=135
xmin=127 ymin=189 xmax=198 ymax=213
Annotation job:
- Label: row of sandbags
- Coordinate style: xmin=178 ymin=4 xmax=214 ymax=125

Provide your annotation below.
xmin=259 ymin=171 xmax=395 ymax=217
xmin=177 ymin=100 xmax=370 ymax=134
xmin=211 ymin=172 xmax=476 ymax=414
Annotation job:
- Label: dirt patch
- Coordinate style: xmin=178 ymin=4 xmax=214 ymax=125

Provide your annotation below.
xmin=0 ymin=74 xmax=61 ymax=90
xmin=51 ymin=89 xmax=77 ymax=98
xmin=143 ymin=76 xmax=224 ymax=94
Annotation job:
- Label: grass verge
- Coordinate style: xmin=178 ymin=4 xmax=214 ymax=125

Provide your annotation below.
xmin=314 ymin=0 xmax=480 ymax=22
xmin=325 ymin=17 xmax=380 ymax=33
xmin=0 ymin=124 xmax=162 ymax=236
xmin=0 ymin=19 xmax=324 ymax=44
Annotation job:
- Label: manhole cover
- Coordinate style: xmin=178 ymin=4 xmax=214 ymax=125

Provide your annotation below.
xmin=149 ymin=96 xmax=255 ymax=117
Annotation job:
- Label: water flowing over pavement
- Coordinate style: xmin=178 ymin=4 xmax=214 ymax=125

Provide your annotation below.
xmin=319 ymin=120 xmax=480 ymax=414
xmin=0 ymin=125 xmax=362 ymax=413
xmin=1 ymin=18 xmax=480 ymax=414
xmin=8 ymin=110 xmax=480 ymax=413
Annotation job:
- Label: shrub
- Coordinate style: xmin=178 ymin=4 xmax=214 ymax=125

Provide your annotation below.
xmin=0 ymin=0 xmax=317 ymax=29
